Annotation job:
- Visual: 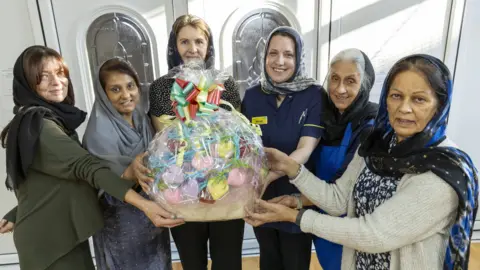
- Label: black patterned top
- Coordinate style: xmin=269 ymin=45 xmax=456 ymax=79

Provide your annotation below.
xmin=149 ymin=74 xmax=241 ymax=117
xmin=353 ymin=138 xmax=401 ymax=270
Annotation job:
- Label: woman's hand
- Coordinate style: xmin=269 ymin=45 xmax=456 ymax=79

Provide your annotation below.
xmin=0 ymin=219 xmax=14 ymax=234
xmin=244 ymin=199 xmax=299 ymax=227
xmin=141 ymin=200 xmax=185 ymax=228
xmin=132 ymin=152 xmax=154 ymax=193
xmin=124 ymin=190 xmax=184 ymax=228
xmin=265 ymin=148 xmax=301 ymax=179
xmin=265 ymin=171 xmax=285 ymax=183
xmin=268 ymin=195 xmax=297 ymax=208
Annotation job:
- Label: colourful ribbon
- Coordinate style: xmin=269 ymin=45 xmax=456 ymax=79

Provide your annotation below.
xmin=170 ymin=77 xmax=224 ymax=122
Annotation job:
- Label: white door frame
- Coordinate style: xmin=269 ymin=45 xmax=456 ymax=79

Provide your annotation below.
xmin=443 ymin=0 xmax=466 ymax=80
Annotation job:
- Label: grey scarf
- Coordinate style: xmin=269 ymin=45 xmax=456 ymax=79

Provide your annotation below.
xmin=82 ymin=69 xmax=153 ymax=175
xmin=260 ymin=26 xmax=320 ymax=95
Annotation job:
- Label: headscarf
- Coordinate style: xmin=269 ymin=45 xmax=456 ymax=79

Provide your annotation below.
xmin=166 ymin=17 xmax=215 ymax=71
xmin=359 ymin=54 xmax=479 ymax=270
xmin=260 ymin=26 xmax=320 ymax=95
xmin=4 ymin=45 xmax=87 ymax=190
xmin=83 ymin=58 xmax=153 ymax=176
xmin=322 ymin=49 xmax=378 ymax=142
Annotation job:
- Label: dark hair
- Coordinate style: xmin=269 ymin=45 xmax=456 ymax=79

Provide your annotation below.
xmin=268 ymin=31 xmax=296 ymax=52
xmin=1 ymin=46 xmax=75 ymax=147
xmin=23 ymin=46 xmax=75 ymax=105
xmin=386 ymin=56 xmax=448 ymax=105
xmin=98 ymin=58 xmax=141 ymax=90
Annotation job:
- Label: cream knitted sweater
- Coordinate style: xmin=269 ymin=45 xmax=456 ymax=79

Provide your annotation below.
xmin=293 ymin=139 xmax=459 ymax=270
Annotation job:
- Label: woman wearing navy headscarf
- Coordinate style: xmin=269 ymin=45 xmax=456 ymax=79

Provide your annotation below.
xmin=245 ymin=54 xmax=478 ymax=270
xmin=146 ymin=15 xmax=243 ymax=270
xmin=242 ymin=26 xmax=324 ymax=270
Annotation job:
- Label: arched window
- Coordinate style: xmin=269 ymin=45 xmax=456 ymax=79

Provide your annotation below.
xmin=232 ymin=9 xmax=291 ymax=96
xmin=86 ymin=13 xmax=154 ymax=92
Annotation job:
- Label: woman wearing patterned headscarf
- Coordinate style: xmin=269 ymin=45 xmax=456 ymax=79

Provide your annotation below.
xmin=147 ymin=15 xmax=243 ymax=270
xmin=82 ymin=58 xmax=179 ymax=269
xmin=241 ymin=26 xmax=324 ymax=270
xmin=245 ymin=54 xmax=478 ymax=270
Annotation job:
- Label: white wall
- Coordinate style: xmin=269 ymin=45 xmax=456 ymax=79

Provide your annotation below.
xmin=448 ymin=0 xmax=480 ymax=166
xmin=0 ymin=0 xmax=39 ymax=256
xmin=0 ymin=1 xmax=44 ymax=264
xmin=0 ymin=0 xmax=39 ymax=258
xmin=448 ymin=0 xmax=480 ymax=238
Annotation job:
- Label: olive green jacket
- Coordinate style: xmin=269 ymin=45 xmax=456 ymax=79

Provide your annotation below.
xmin=3 ymin=119 xmax=134 ymax=269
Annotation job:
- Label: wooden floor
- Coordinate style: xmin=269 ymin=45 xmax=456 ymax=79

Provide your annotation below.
xmin=173 ymin=243 xmax=480 ymax=270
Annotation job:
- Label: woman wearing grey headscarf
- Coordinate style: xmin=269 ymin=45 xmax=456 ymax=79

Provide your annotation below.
xmin=241 ymin=26 xmax=325 ymax=270
xmin=83 ymin=58 xmax=181 ymax=269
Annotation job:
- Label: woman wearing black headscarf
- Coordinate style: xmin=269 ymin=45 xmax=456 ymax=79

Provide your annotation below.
xmin=246 ymin=54 xmax=478 ymax=270
xmin=146 ymin=15 xmax=243 ymax=270
xmin=148 ymin=14 xmax=241 ymax=132
xmin=0 ymin=45 xmax=179 ymax=270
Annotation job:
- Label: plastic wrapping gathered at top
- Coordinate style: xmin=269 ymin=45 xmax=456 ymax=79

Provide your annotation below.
xmin=145 ymin=62 xmax=268 ymax=221
xmin=168 ymin=60 xmax=231 ymax=122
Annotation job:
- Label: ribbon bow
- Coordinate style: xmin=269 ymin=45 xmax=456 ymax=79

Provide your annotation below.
xmin=170 ymin=76 xmax=223 ymax=122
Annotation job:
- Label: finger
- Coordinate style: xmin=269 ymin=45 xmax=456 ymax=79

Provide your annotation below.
xmin=167 ymin=221 xmax=186 ymax=228
xmin=264 ymin=147 xmax=276 ymax=155
xmin=244 ymin=217 xmax=263 ymax=227
xmin=154 ymin=217 xmax=185 ymax=227
xmin=268 ymin=196 xmax=287 ymax=203
xmin=256 ymin=199 xmax=280 ymax=212
xmin=244 ymin=207 xmax=254 ymax=216
xmin=138 ymin=174 xmax=154 ymax=184
xmin=136 ymin=163 xmax=151 ymax=175
xmin=134 ymin=164 xmax=151 ymax=177
xmin=139 ymin=181 xmax=151 ymax=193
xmin=0 ymin=219 xmax=6 ymax=227
xmin=5 ymin=223 xmax=13 ymax=232
xmin=135 ymin=153 xmax=151 ymax=170
xmin=246 ymin=209 xmax=273 ymax=223
xmin=0 ymin=223 xmax=10 ymax=234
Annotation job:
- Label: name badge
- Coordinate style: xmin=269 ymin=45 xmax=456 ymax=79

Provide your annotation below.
xmin=252 ymin=116 xmax=268 ymax=125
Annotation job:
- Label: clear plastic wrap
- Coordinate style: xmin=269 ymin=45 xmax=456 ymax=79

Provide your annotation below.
xmin=145 ymin=63 xmax=268 ymax=221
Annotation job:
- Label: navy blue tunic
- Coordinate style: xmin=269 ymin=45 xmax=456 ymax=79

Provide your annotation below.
xmin=241 ymin=84 xmax=324 ymax=233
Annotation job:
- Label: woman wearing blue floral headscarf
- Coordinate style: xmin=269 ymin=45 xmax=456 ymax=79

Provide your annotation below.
xmin=245 ymin=54 xmax=478 ymax=270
